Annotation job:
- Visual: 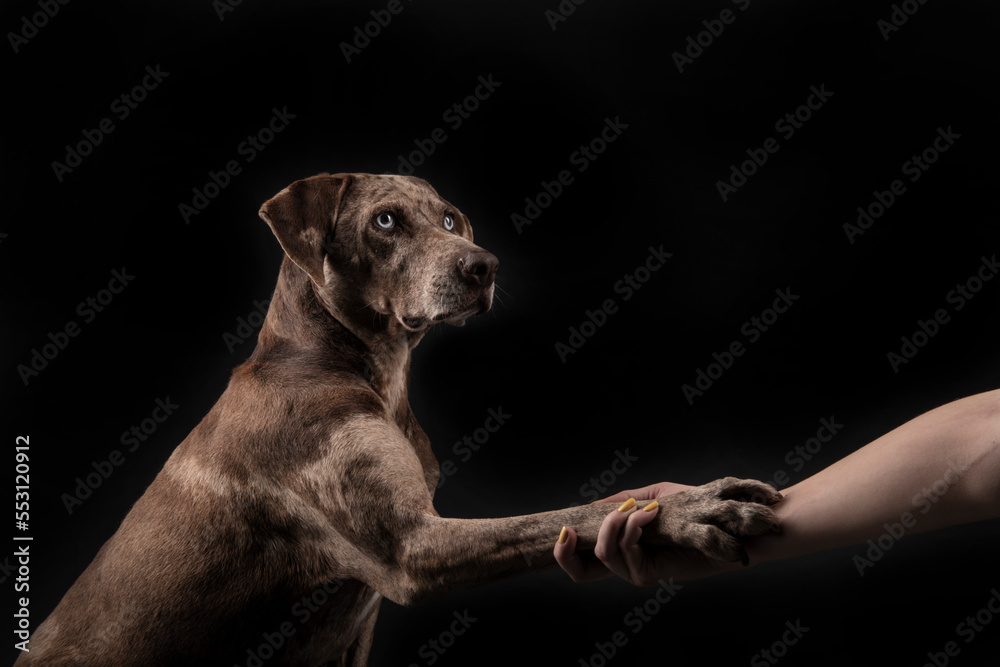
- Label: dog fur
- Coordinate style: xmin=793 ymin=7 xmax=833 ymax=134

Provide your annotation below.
xmin=18 ymin=173 xmax=781 ymax=666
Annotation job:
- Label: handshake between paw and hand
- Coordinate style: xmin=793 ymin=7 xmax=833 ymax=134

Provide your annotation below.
xmin=554 ymin=477 xmax=783 ymax=586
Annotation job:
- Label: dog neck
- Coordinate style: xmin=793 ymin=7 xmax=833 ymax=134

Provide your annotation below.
xmin=254 ymin=257 xmax=418 ymax=420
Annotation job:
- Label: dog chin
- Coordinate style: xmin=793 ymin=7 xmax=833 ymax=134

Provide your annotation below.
xmin=398 ymin=315 xmax=430 ymax=331
xmin=443 ymin=293 xmax=493 ymax=323
xmin=399 ymin=289 xmax=494 ymax=332
xmin=396 ymin=312 xmax=461 ymax=332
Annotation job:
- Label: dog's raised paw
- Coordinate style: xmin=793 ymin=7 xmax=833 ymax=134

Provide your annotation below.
xmin=652 ymin=477 xmax=783 ymax=563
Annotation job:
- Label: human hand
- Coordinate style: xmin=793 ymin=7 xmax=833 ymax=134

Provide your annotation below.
xmin=591 ymin=481 xmax=694 ymax=506
xmin=554 ymin=480 xmax=781 ymax=584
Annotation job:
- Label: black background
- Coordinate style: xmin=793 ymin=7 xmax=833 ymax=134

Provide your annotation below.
xmin=4 ymin=0 xmax=1000 ymax=665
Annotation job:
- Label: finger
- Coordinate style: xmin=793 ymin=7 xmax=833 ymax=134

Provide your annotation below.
xmin=594 ymin=489 xmax=636 ymax=504
xmin=553 ymin=526 xmax=612 ymax=583
xmin=619 ymin=501 xmax=660 ymax=585
xmin=597 ymin=485 xmax=663 ymax=504
xmin=650 ymin=482 xmax=694 ymax=498
xmin=593 ymin=498 xmax=638 ymax=581
xmin=598 ymin=482 xmax=693 ymax=504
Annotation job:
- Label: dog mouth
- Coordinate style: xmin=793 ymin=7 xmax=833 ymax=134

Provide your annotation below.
xmin=399 ymin=286 xmax=494 ymax=332
xmin=398 ymin=306 xmax=475 ymax=332
xmin=401 ymin=316 xmax=427 ymax=330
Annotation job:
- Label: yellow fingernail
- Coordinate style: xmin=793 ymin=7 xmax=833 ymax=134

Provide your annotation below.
xmin=618 ymin=497 xmax=636 ymax=512
xmin=643 ymin=501 xmax=659 ymax=512
xmin=558 ymin=526 xmax=569 ymax=544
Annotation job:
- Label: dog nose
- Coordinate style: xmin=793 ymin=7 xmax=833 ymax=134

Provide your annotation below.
xmin=457 ymin=250 xmax=499 ymax=286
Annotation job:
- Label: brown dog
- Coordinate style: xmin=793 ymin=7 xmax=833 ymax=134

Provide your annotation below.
xmin=19 ymin=173 xmax=781 ymax=666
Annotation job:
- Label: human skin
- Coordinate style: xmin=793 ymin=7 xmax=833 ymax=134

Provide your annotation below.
xmin=555 ymin=388 xmax=1000 ymax=584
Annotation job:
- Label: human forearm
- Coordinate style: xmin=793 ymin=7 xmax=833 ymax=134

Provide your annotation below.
xmin=746 ymin=389 xmax=1000 ymax=565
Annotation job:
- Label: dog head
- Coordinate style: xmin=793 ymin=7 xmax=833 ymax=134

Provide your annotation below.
xmin=259 ymin=173 xmax=498 ymax=337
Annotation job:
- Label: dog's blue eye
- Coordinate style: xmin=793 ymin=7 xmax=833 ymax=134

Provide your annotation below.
xmin=444 ymin=214 xmax=454 ymax=231
xmin=376 ymin=212 xmax=395 ymax=229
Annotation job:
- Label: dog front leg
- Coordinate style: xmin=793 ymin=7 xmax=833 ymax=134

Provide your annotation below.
xmin=372 ymin=477 xmax=781 ymax=605
xmin=399 ymin=504 xmax=609 ymax=603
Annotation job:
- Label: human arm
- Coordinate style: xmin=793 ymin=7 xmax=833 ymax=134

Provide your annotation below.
xmin=555 ymin=388 xmax=1000 ymax=583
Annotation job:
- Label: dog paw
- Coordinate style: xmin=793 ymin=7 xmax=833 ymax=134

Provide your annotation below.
xmin=652 ymin=477 xmax=782 ymax=564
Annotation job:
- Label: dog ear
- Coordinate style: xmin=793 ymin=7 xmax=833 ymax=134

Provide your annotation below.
xmin=258 ymin=173 xmax=351 ymax=285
